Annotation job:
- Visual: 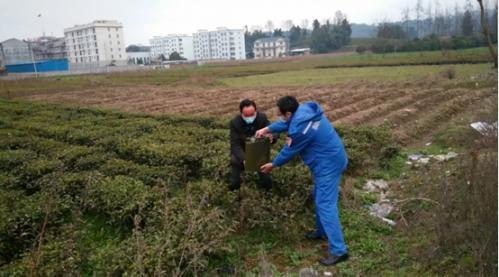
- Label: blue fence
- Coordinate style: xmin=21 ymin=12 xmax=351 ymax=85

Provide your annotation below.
xmin=5 ymin=59 xmax=69 ymax=73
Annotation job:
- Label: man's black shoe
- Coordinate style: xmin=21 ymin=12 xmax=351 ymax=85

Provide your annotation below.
xmin=305 ymin=231 xmax=327 ymax=240
xmin=318 ymin=253 xmax=349 ymax=266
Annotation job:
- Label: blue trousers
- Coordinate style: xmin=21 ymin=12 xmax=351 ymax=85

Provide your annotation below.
xmin=312 ymin=172 xmax=348 ymax=256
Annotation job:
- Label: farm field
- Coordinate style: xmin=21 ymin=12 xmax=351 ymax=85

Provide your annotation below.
xmin=3 ymin=59 xmax=496 ymax=146
xmin=0 ymin=48 xmax=497 ymax=276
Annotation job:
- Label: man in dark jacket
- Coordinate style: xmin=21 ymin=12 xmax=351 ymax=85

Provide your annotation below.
xmin=229 ymin=99 xmax=276 ymax=190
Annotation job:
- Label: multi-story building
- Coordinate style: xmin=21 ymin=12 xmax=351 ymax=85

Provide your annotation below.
xmin=253 ymin=37 xmax=289 ymax=59
xmin=64 ymin=20 xmax=127 ymax=66
xmin=126 ymin=45 xmax=152 ymax=65
xmin=150 ymin=35 xmax=194 ymax=60
xmin=29 ymin=36 xmax=66 ymax=60
xmin=193 ymin=27 xmax=245 ymax=61
xmin=0 ymin=38 xmax=32 ymax=65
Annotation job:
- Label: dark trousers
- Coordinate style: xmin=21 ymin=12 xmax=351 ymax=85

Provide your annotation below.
xmin=230 ymin=163 xmax=272 ymax=190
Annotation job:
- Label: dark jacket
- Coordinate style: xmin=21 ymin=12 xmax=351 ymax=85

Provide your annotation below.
xmin=230 ymin=112 xmax=274 ymax=165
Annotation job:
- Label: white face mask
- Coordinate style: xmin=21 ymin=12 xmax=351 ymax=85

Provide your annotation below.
xmin=243 ymin=115 xmax=256 ymax=124
xmin=278 ymin=115 xmax=286 ymax=122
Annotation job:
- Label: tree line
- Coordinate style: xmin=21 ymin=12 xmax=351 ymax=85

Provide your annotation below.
xmin=244 ymin=11 xmax=352 ymax=57
xmin=396 ymin=0 xmax=497 ymax=40
xmin=360 ymin=0 xmax=498 ymax=55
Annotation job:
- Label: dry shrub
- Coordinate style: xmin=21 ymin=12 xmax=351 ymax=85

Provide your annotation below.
xmin=434 ymin=138 xmax=497 ymax=275
xmin=441 ymin=67 xmax=456 ymax=79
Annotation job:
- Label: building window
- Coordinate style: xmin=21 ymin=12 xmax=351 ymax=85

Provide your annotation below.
xmin=108 ymin=34 xmax=111 ymax=38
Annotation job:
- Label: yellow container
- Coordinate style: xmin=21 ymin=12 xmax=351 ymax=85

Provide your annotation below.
xmin=245 ymin=137 xmax=270 ymax=172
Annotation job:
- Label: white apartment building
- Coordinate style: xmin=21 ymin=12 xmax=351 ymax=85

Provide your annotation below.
xmin=193 ymin=27 xmax=245 ymax=61
xmin=64 ymin=20 xmax=127 ymax=66
xmin=149 ymin=35 xmax=194 ymax=60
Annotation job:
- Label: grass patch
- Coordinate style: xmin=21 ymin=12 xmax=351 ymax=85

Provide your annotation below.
xmin=222 ymin=63 xmax=492 ymax=88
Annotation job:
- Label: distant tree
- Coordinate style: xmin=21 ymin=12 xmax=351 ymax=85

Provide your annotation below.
xmin=415 ymin=0 xmax=424 ymax=37
xmin=462 ymin=1 xmax=474 ymax=35
xmin=310 ymin=12 xmax=351 ymax=54
xmin=300 ymin=19 xmax=309 ymax=30
xmin=433 ymin=0 xmax=446 ymax=36
xmin=492 ymin=4 xmax=498 ymax=43
xmin=126 ymin=45 xmax=141 ymax=52
xmin=312 ymin=19 xmax=320 ymax=32
xmin=402 ymin=6 xmax=411 ymax=37
xmin=289 ymin=25 xmax=303 ymax=47
xmin=273 ymin=28 xmax=284 ymax=37
xmin=169 ymin=51 xmax=185 ymax=61
xmin=265 ymin=20 xmax=274 ymax=35
xmin=159 ymin=54 xmax=167 ymax=61
xmin=426 ymin=1 xmax=434 ymax=35
xmin=453 ymin=3 xmax=463 ymax=36
xmin=477 ymin=0 xmax=497 ymax=67
xmin=282 ymin=20 xmax=294 ymax=31
xmin=311 ymin=19 xmax=328 ymax=53
xmin=377 ymin=23 xmax=406 ymax=39
xmin=340 ymin=18 xmax=352 ymax=45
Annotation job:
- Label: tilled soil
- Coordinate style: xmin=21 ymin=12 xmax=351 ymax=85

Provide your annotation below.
xmin=17 ymin=81 xmax=497 ymax=145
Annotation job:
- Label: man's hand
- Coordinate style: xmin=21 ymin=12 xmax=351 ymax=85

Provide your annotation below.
xmin=255 ymin=127 xmax=269 ymax=138
xmin=265 ymin=133 xmax=273 ymax=142
xmin=260 ymin=162 xmax=274 ymax=174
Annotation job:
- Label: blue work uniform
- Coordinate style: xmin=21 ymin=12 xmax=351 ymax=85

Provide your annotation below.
xmin=268 ymin=101 xmax=349 ymax=256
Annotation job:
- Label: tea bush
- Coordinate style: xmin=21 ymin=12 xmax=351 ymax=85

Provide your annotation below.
xmin=0 ymin=99 xmax=398 ymax=275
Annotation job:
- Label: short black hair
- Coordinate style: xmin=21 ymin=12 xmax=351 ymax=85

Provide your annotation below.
xmin=239 ymin=99 xmax=257 ymax=113
xmin=277 ymin=96 xmax=299 ymax=114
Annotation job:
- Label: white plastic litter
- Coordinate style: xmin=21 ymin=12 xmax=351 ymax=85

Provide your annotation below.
xmin=470 ymin=121 xmax=498 ymax=136
xmin=363 ymin=179 xmax=388 ymax=192
xmin=408 ymin=154 xmax=422 ymax=161
xmin=299 ymin=268 xmax=318 ymax=277
xmin=433 ymin=152 xmax=458 ymax=162
xmin=419 ymin=157 xmax=430 ymax=165
xmin=368 ymin=202 xmax=396 ymax=226
xmin=408 ymin=152 xmax=458 ymax=166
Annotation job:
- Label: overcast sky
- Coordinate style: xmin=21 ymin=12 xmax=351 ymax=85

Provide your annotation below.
xmin=0 ymin=0 xmax=490 ymax=45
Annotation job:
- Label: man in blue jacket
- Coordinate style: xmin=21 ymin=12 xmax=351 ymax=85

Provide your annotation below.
xmin=255 ymin=96 xmax=349 ymax=266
